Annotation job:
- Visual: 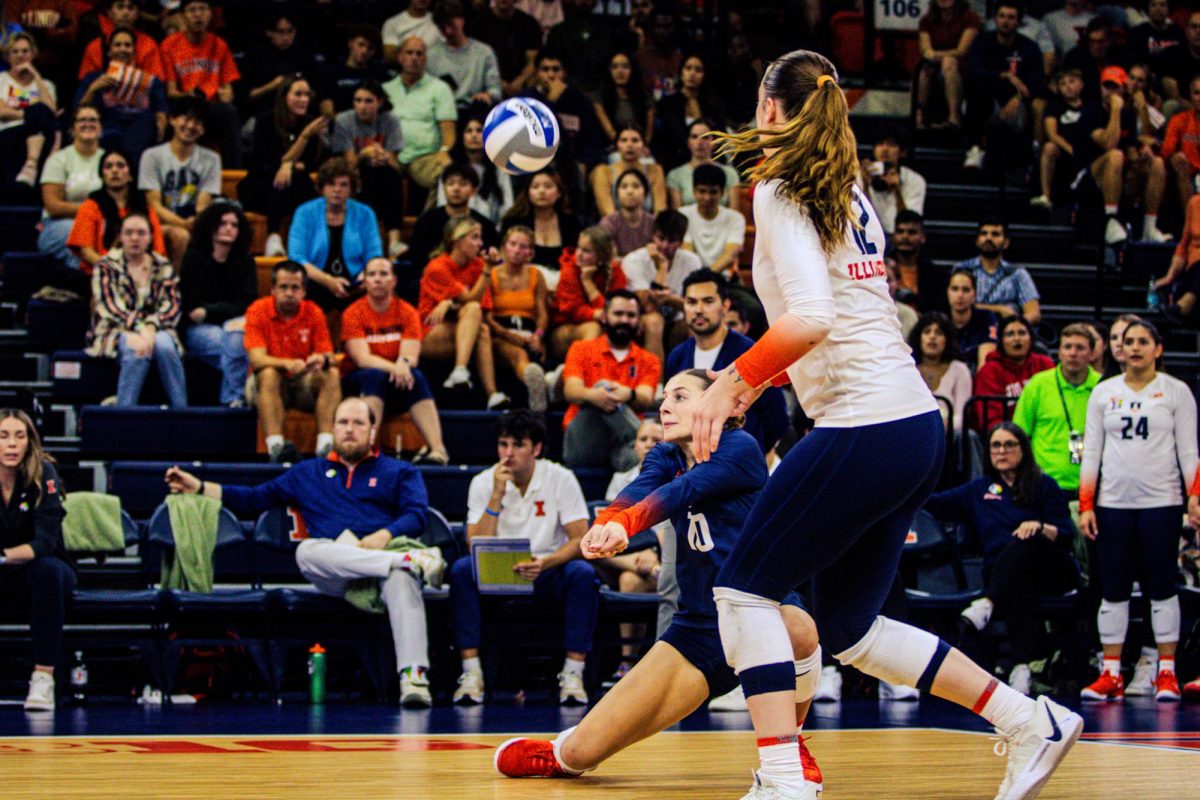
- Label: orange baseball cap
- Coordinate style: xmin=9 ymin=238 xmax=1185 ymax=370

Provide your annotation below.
xmin=1100 ymin=66 xmax=1128 ymax=87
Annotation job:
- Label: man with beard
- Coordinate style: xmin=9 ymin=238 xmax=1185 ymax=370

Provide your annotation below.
xmin=890 ymin=210 xmax=944 ymax=312
xmin=164 ymin=397 xmax=446 ymax=707
xmin=952 ymin=215 xmax=1042 ymax=325
xmin=562 ymin=289 xmax=661 ymax=471
xmin=664 ymin=270 xmax=786 ymax=455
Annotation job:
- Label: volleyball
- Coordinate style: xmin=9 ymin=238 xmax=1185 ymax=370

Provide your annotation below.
xmin=482 ymin=97 xmax=560 ymax=176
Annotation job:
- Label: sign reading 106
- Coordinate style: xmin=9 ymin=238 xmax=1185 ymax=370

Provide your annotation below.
xmin=875 ymin=0 xmax=929 ymax=31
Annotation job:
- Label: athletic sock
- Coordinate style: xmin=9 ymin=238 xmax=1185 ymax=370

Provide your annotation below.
xmin=1103 ymin=657 xmax=1121 ymax=676
xmin=266 ymin=434 xmax=284 ymax=455
xmin=1104 ymin=204 xmax=1118 ymax=216
xmin=316 ymin=432 xmax=334 ymax=454
xmin=975 ymin=678 xmax=1037 ymax=736
xmin=757 ymin=736 xmax=806 ymax=795
xmin=552 ymin=726 xmax=585 ymax=775
xmin=562 ymin=657 xmax=584 ymax=677
xmin=1159 ymin=657 xmax=1175 ymax=675
xmin=461 ymin=656 xmax=481 ymax=674
xmin=1144 ymin=213 xmax=1158 ymax=231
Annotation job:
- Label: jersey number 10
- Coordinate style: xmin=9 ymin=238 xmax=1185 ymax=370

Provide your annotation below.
xmin=687 ymin=511 xmax=714 ymax=552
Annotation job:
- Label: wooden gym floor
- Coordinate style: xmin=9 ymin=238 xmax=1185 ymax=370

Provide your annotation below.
xmin=0 ymin=728 xmax=1194 ymax=799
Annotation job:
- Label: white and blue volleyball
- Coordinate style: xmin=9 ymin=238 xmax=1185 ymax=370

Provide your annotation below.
xmin=483 ymin=98 xmax=560 ymax=176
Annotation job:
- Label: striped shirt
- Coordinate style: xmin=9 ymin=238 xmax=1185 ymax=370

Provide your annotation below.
xmin=953 ymin=256 xmax=1040 ymax=315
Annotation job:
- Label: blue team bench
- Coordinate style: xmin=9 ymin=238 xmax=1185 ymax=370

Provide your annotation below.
xmin=107 ymin=460 xmax=614 ymax=521
xmin=81 ymin=406 xmax=258 ymax=460
xmin=52 ymin=351 xmax=226 ymax=405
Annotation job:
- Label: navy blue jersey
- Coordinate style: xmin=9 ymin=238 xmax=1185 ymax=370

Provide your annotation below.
xmin=599 ymin=429 xmax=767 ymax=626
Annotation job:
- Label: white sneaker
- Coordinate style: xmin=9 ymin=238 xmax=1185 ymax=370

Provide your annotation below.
xmin=23 ymin=671 xmax=54 ymax=711
xmin=1009 ymin=664 xmax=1032 ymax=696
xmin=1125 ymin=652 xmax=1157 ymax=696
xmin=708 ymin=684 xmax=749 ymax=711
xmin=879 ymin=680 xmax=920 ymax=701
xmin=1142 ymin=223 xmax=1172 ymax=243
xmin=443 ymin=366 xmax=473 ymax=390
xmin=963 ymin=145 xmax=985 ymax=169
xmin=991 ymin=695 xmax=1083 ymax=800
xmin=1104 ymin=216 xmax=1128 ymax=245
xmin=545 ymin=364 xmax=564 ymax=405
xmin=396 ymin=546 xmax=446 ymax=589
xmin=558 ymin=670 xmax=588 ymax=705
xmin=399 ymin=666 xmax=433 ymax=708
xmin=486 ymin=391 xmax=511 ymax=410
xmin=388 ymin=239 xmax=409 ymax=259
xmin=961 ymin=596 xmax=994 ymax=631
xmin=813 ymin=665 xmax=842 ymax=702
xmin=453 ymin=669 xmax=485 ymax=705
xmin=523 ymin=363 xmax=548 ymax=413
xmin=265 ymin=232 xmax=286 ymax=257
xmin=740 ymin=769 xmax=820 ymax=800
xmin=1028 ymin=195 xmax=1053 ymax=211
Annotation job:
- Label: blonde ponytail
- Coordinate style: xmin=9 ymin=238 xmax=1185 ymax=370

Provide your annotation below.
xmin=715 ymin=50 xmax=860 ymax=255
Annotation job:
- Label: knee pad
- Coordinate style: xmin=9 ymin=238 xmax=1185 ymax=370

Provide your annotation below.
xmin=1150 ymin=596 xmax=1181 ymax=644
xmin=794 ymin=645 xmax=822 ymax=703
xmin=713 ymin=587 xmax=792 ymax=672
xmin=1097 ymin=600 xmax=1130 ymax=645
xmin=834 ymin=616 xmax=944 ymax=689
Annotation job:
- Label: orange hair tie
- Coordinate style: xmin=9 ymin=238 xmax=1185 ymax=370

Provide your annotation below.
xmin=817 ymin=75 xmax=836 ymax=88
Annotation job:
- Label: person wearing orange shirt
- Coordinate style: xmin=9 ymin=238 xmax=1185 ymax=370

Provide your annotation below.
xmin=418 ymin=217 xmax=509 ymax=410
xmin=159 ymin=0 xmax=242 ymax=168
xmin=342 ymin=258 xmax=450 ymax=465
xmin=78 ymin=1 xmax=165 ymax=81
xmin=483 ymin=226 xmax=551 ymax=412
xmin=243 ymin=261 xmax=341 ymax=462
xmin=68 ymin=149 xmax=168 ymax=275
xmin=561 ymin=289 xmax=661 ymax=471
xmin=1154 ymin=193 xmax=1200 ymax=323
xmin=1163 ymin=75 xmax=1200 ymax=212
xmin=551 ymin=226 xmax=627 ymax=361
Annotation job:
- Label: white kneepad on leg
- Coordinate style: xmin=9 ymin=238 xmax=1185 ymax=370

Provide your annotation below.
xmin=834 ymin=616 xmax=940 ymax=687
xmin=1150 ymin=596 xmax=1181 ymax=644
xmin=1097 ymin=600 xmax=1130 ymax=645
xmin=713 ymin=587 xmax=791 ymax=672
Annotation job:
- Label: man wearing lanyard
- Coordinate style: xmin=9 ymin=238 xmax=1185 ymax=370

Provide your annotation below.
xmin=1012 ymin=323 xmax=1100 ymax=498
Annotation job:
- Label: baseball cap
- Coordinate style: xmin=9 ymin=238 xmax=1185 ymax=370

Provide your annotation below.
xmin=1100 ymin=66 xmax=1128 ymax=87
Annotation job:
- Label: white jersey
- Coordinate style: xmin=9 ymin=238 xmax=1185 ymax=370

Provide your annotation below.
xmin=1080 ymin=373 xmax=1199 ymax=510
xmin=751 ymin=181 xmax=936 ymax=427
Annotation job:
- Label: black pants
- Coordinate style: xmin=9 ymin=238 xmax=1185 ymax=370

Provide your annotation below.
xmin=985 ymin=536 xmax=1080 ymax=663
xmin=0 ymin=557 xmax=75 ymax=667
xmin=358 ymin=163 xmax=406 ymax=230
xmin=237 ymin=169 xmax=318 ymax=231
xmin=0 ymin=103 xmax=57 ymax=185
xmin=201 ymin=101 xmax=243 ymax=170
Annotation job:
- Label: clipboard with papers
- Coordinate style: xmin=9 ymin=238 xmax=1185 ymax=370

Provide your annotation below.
xmin=471 ymin=538 xmax=534 ymax=595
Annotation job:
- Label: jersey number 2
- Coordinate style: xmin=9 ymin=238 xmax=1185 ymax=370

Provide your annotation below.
xmin=850 ymin=194 xmax=878 ymax=257
xmin=686 ymin=511 xmax=714 ymax=552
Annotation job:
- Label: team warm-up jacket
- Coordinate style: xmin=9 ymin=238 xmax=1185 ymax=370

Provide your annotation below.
xmin=221 ymin=449 xmax=428 ymax=538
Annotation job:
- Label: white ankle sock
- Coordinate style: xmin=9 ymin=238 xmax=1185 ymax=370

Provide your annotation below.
xmin=1159 ymin=657 xmax=1175 ymax=675
xmin=1104 ymin=204 xmax=1118 ymax=216
xmin=562 ymin=657 xmax=584 ymax=676
xmin=758 ymin=737 xmax=806 ymax=795
xmin=978 ymin=680 xmax=1037 ymax=736
xmin=461 ymin=656 xmax=481 ymax=674
xmin=1103 ymin=657 xmax=1121 ymax=676
xmin=316 ymin=432 xmax=334 ymax=454
xmin=266 ymin=434 xmax=284 ymax=454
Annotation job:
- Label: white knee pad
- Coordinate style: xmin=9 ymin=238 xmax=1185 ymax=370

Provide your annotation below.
xmin=834 ymin=616 xmax=940 ymax=687
xmin=794 ymin=645 xmax=822 ymax=703
xmin=1150 ymin=596 xmax=1181 ymax=644
xmin=713 ymin=587 xmax=792 ymax=672
xmin=1097 ymin=600 xmax=1129 ymax=646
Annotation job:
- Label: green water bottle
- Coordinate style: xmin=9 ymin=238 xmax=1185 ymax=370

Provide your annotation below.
xmin=308 ymin=643 xmax=326 ymax=704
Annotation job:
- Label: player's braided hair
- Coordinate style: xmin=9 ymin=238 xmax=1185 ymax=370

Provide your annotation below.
xmin=715 ymin=49 xmax=858 ymax=255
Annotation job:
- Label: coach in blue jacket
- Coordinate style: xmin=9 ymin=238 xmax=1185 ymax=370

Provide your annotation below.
xmin=164 ymin=397 xmax=442 ymax=707
xmin=663 ymin=269 xmax=788 ymax=454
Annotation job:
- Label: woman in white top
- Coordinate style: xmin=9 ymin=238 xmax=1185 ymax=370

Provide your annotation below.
xmin=37 ymin=105 xmax=105 ymax=270
xmin=0 ymin=33 xmax=57 ymax=187
xmin=1077 ymin=320 xmax=1199 ymax=703
xmin=590 ymin=49 xmax=1081 ymax=800
xmin=910 ymin=311 xmax=972 ymax=432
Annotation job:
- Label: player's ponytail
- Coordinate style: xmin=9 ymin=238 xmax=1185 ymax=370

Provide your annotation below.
xmin=715 ymin=49 xmax=858 ymax=255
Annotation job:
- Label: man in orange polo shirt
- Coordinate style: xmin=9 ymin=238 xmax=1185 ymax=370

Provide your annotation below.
xmin=1164 ymin=75 xmax=1200 ymax=212
xmin=561 ymin=289 xmax=661 ymax=470
xmin=244 ymin=261 xmax=342 ymax=462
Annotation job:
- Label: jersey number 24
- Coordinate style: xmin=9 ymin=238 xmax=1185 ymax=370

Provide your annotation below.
xmin=687 ymin=511 xmax=714 ymax=552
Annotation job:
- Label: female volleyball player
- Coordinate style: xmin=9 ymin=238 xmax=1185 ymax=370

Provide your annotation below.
xmin=494 ymin=370 xmax=823 ymax=792
xmin=1078 ymin=320 xmax=1200 ymax=702
xmin=675 ymin=50 xmax=1082 ymax=800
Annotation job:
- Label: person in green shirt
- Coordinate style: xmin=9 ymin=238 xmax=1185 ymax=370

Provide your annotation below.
xmin=1012 ymin=322 xmax=1100 ymax=495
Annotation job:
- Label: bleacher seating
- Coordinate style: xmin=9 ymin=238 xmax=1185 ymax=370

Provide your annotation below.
xmin=81 ymin=407 xmax=258 ymax=460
